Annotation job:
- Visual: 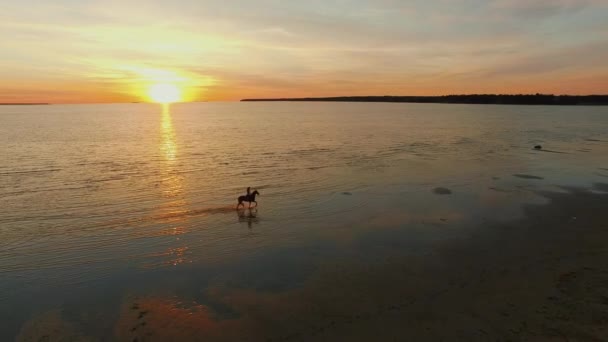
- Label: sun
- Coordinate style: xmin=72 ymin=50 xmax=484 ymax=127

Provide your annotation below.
xmin=148 ymin=83 xmax=182 ymax=103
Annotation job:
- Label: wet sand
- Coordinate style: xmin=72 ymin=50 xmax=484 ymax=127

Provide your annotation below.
xmin=303 ymin=185 xmax=608 ymax=341
xmin=17 ymin=184 xmax=608 ymax=341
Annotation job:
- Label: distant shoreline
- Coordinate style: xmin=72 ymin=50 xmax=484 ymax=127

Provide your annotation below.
xmin=241 ymin=94 xmax=608 ymax=106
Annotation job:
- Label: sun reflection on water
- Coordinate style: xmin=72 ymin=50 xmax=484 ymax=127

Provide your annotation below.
xmin=156 ymin=104 xmax=190 ymax=266
xmin=159 ymin=104 xmax=184 ymax=201
xmin=161 ymin=104 xmax=177 ymax=163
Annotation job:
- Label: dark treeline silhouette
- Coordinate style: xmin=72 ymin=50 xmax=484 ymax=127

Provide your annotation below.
xmin=242 ymin=94 xmax=608 ymax=106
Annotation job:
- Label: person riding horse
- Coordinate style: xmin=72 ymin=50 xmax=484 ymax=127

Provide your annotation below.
xmin=237 ymin=187 xmax=259 ymax=208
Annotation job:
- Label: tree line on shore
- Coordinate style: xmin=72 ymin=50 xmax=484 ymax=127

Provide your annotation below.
xmin=242 ymin=94 xmax=608 ymax=105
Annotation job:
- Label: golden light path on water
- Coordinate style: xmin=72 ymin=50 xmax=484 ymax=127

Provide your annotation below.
xmin=157 ymin=104 xmax=189 ymax=266
xmin=160 ymin=104 xmax=178 ymax=163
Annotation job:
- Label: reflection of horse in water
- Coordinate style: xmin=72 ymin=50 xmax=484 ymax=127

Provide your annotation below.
xmin=237 ymin=208 xmax=259 ymax=228
xmin=237 ymin=190 xmax=260 ymax=208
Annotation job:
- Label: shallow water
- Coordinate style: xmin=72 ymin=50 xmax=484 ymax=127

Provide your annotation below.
xmin=1 ymin=102 xmax=607 ymax=340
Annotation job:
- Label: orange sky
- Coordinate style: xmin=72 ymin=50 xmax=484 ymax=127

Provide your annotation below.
xmin=1 ymin=0 xmax=607 ymax=103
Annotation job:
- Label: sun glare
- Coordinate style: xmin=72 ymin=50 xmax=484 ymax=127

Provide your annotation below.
xmin=148 ymin=83 xmax=182 ymax=103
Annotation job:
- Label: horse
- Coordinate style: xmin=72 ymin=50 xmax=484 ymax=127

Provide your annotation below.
xmin=237 ymin=190 xmax=260 ymax=208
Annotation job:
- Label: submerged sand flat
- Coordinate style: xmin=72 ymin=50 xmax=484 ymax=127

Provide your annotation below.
xmin=16 ymin=185 xmax=608 ymax=341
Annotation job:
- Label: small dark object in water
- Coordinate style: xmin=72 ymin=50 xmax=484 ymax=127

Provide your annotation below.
xmin=342 ymin=192 xmax=352 ymax=196
xmin=513 ymin=174 xmax=544 ymax=180
xmin=534 ymin=145 xmax=542 ymax=150
xmin=433 ymin=187 xmax=452 ymax=195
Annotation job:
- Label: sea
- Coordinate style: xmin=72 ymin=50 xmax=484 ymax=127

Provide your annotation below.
xmin=1 ymin=102 xmax=607 ymax=340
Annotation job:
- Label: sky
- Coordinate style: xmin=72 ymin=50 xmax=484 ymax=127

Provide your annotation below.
xmin=1 ymin=0 xmax=607 ymax=103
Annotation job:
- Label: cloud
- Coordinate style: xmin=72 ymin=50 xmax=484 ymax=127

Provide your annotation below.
xmin=490 ymin=0 xmax=606 ymax=17
xmin=482 ymin=40 xmax=608 ymax=77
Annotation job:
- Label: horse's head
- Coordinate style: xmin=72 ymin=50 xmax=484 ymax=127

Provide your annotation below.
xmin=252 ymin=190 xmax=260 ymax=196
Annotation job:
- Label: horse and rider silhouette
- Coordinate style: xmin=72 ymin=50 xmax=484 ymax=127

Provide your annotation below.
xmin=237 ymin=187 xmax=260 ymax=208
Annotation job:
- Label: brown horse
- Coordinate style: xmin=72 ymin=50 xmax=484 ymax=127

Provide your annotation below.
xmin=237 ymin=190 xmax=259 ymax=208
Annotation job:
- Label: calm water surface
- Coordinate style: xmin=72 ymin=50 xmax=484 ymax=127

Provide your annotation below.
xmin=1 ymin=102 xmax=607 ymax=340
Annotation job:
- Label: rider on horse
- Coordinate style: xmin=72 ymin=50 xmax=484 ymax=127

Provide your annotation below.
xmin=237 ymin=186 xmax=259 ymax=208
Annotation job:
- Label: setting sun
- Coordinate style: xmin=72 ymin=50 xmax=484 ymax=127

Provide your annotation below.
xmin=148 ymin=83 xmax=182 ymax=103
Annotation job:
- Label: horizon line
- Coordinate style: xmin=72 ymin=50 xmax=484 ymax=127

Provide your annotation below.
xmin=3 ymin=93 xmax=608 ymax=105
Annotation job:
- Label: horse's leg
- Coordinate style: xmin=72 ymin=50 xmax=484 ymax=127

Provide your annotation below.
xmin=253 ymin=201 xmax=258 ymax=207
